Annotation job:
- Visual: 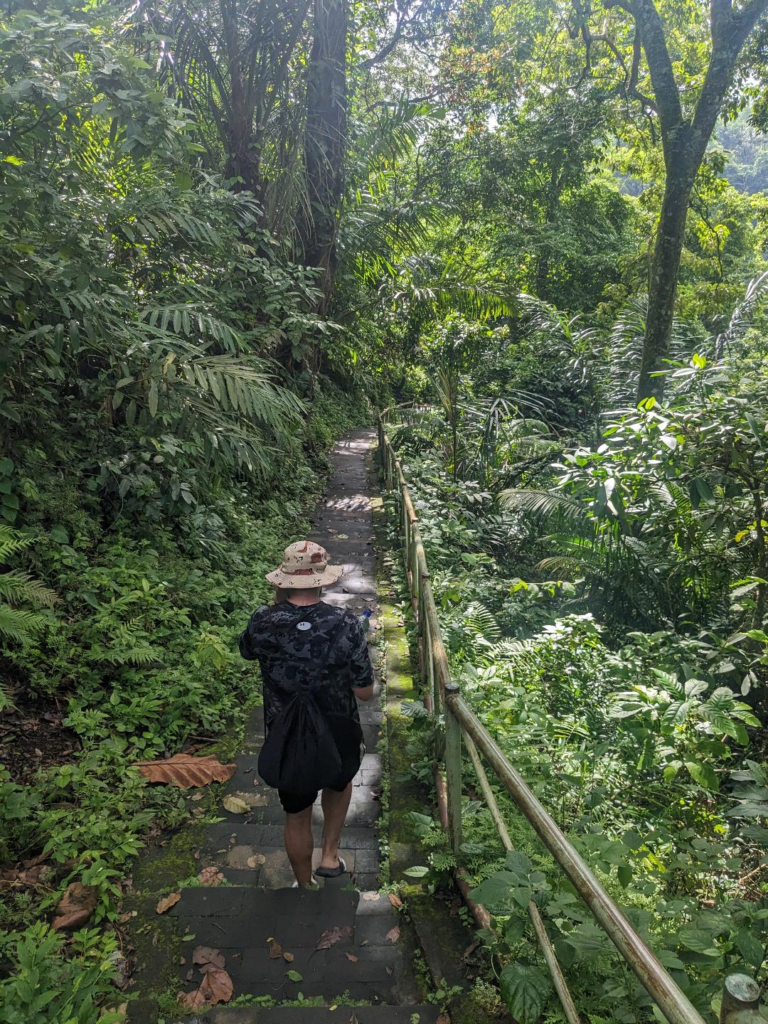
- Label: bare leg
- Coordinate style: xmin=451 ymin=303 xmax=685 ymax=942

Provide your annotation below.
xmin=284 ymin=806 xmax=314 ymax=886
xmin=319 ymin=783 xmax=353 ymax=871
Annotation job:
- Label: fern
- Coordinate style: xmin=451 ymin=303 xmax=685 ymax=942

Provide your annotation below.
xmin=0 ymin=528 xmax=57 ymax=644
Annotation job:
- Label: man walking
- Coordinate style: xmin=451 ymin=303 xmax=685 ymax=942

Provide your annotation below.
xmin=239 ymin=541 xmax=374 ymax=888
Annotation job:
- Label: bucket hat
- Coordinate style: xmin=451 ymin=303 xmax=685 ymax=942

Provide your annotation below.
xmin=265 ymin=540 xmax=343 ymax=589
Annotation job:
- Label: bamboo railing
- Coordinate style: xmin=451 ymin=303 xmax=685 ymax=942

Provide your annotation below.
xmin=377 ymin=408 xmax=763 ymax=1024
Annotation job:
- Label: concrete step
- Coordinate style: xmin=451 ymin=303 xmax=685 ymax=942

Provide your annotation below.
xmin=171 ymin=884 xmax=423 ymax=1008
xmin=173 ymin=1005 xmax=442 ymax=1022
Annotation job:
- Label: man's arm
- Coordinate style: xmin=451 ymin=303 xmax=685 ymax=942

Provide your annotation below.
xmin=348 ymin=613 xmax=375 ymax=701
xmin=239 ymin=606 xmax=267 ymax=661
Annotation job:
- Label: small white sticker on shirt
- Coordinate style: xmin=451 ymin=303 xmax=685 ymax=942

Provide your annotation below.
xmin=296 ymin=621 xmax=312 ymax=631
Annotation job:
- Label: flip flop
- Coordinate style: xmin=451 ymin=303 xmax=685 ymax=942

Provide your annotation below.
xmin=315 ymin=857 xmax=347 ymax=879
xmin=292 ymin=877 xmax=319 ymax=889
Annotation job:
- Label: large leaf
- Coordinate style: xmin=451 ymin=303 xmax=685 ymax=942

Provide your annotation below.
xmin=499 ymin=963 xmax=551 ymax=1023
xmin=471 ymin=871 xmax=526 ymax=913
xmin=134 ymin=754 xmax=236 ymax=788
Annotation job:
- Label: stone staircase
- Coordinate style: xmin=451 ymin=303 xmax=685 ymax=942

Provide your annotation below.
xmin=130 ymin=431 xmax=441 ymax=1023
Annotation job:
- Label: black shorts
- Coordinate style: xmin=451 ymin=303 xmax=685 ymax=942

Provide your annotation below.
xmin=278 ymin=776 xmax=354 ymax=815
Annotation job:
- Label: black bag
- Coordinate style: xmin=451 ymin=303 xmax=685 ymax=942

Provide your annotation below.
xmin=257 ymin=610 xmax=360 ymax=793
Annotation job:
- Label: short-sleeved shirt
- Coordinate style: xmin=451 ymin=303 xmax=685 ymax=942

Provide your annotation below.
xmin=239 ymin=601 xmax=373 ymax=729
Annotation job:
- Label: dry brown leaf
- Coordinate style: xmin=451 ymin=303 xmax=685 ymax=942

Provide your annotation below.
xmin=268 ymin=939 xmax=283 ymax=959
xmin=361 ymin=891 xmax=379 ymax=901
xmin=135 ymin=754 xmax=236 ymax=789
xmin=192 ymin=946 xmax=225 ymax=970
xmin=197 ymin=866 xmax=224 ymax=887
xmin=246 ymin=854 xmax=266 ymax=868
xmin=178 ymin=966 xmax=233 ymax=1009
xmin=385 ymin=964 xmax=394 ymax=975
xmin=52 ymin=882 xmax=97 ymax=931
xmin=283 ymin=952 xmax=295 ymax=963
xmin=178 ymin=988 xmax=206 ymax=1011
xmin=345 ymin=953 xmax=358 ymax=962
xmin=156 ymin=890 xmax=181 ymax=914
xmin=385 ymin=925 xmax=401 ymax=944
xmin=388 ymin=893 xmax=403 ymax=909
xmin=437 ymin=1015 xmax=451 ymax=1024
xmin=316 ymin=925 xmax=353 ymax=950
xmin=222 ymin=795 xmax=250 ymax=815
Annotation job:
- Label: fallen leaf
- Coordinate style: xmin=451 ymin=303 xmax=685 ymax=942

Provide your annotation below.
xmin=286 ymin=969 xmax=303 ymax=982
xmin=197 ymin=866 xmax=224 ymax=887
xmin=362 ymin=891 xmax=379 ymax=901
xmin=316 ymin=925 xmax=353 ymax=950
xmin=178 ymin=966 xmax=233 ymax=1009
xmin=385 ymin=964 xmax=394 ymax=975
xmin=156 ymin=891 xmax=181 ymax=915
xmin=361 ymin=939 xmax=370 ymax=946
xmin=253 ymin=777 xmax=260 ymax=786
xmin=385 ymin=925 xmax=401 ymax=944
xmin=178 ymin=988 xmax=206 ymax=1011
xmin=283 ymin=952 xmax=295 ymax=962
xmin=222 ymin=795 xmax=250 ymax=815
xmin=191 ymin=792 xmax=204 ymax=802
xmin=437 ymin=1015 xmax=451 ymax=1024
xmin=192 ymin=946 xmax=225 ymax=970
xmin=345 ymin=953 xmax=358 ymax=962
xmin=246 ymin=854 xmax=266 ymax=868
xmin=135 ymin=754 xmax=236 ymax=789
xmin=269 ymin=939 xmax=283 ymax=959
xmin=52 ymin=882 xmax=98 ymax=931
xmin=388 ymin=893 xmax=403 ymax=909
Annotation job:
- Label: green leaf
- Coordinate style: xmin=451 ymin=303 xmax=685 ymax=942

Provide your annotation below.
xmin=50 ymin=526 xmax=69 ymax=544
xmin=148 ymin=380 xmax=159 ymax=417
xmin=403 ymin=865 xmax=429 ymax=878
xmin=678 ymin=928 xmax=720 ymax=955
xmin=504 ymin=916 xmax=527 ymax=944
xmin=617 ymin=864 xmax=633 ymax=888
xmin=553 ymin=938 xmax=576 ymax=968
xmin=285 ymin=970 xmax=303 ymax=982
xmin=686 ymin=761 xmax=719 ymax=791
xmin=471 ymin=871 xmax=524 ymax=912
xmin=504 ymin=851 xmax=533 ymax=877
xmin=736 ymin=928 xmax=765 ymax=969
xmin=499 ymin=963 xmax=551 ymax=1024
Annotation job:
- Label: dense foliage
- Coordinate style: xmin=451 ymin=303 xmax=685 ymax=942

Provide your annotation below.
xmin=387 ymin=300 xmax=768 ymax=1022
xmin=2 ymin=0 xmax=768 ymax=1020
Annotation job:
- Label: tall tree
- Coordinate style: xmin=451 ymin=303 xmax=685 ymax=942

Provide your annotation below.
xmin=130 ymin=0 xmax=310 ymax=209
xmin=581 ymin=0 xmax=768 ymax=400
xmin=300 ymin=0 xmax=348 ymax=315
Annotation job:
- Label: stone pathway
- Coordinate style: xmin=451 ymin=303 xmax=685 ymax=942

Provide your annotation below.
xmin=140 ymin=429 xmax=441 ymax=1023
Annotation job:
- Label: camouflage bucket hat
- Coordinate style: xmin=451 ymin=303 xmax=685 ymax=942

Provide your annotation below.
xmin=265 ymin=540 xmax=343 ymax=589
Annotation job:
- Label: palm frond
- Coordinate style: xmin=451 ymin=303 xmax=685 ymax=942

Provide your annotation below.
xmin=500 ymin=489 xmax=588 ymax=522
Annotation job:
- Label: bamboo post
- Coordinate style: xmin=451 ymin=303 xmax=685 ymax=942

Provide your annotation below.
xmin=464 ymin=732 xmax=513 ymax=851
xmin=444 ymin=681 xmax=463 ymax=854
xmin=720 ymin=975 xmax=762 ymax=1024
xmin=464 ymin=735 xmax=581 ymax=1024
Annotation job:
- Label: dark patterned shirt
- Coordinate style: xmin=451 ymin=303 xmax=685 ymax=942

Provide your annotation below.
xmin=239 ymin=601 xmax=373 ymax=728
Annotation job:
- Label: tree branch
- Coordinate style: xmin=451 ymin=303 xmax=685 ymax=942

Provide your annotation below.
xmin=623 ymin=0 xmax=683 ymax=137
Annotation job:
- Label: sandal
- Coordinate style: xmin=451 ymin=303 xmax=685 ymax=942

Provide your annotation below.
xmin=315 ymin=857 xmax=347 ymax=879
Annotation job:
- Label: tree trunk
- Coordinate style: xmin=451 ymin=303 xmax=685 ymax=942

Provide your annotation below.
xmin=300 ymin=0 xmax=348 ymax=316
xmin=636 ymin=162 xmax=695 ymax=402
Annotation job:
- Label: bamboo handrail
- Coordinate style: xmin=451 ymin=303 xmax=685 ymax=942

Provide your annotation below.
xmin=376 ymin=408 xmax=718 ymax=1024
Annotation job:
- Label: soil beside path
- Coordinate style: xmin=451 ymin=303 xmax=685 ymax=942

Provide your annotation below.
xmin=128 ymin=428 xmax=441 ymax=1023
